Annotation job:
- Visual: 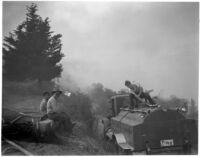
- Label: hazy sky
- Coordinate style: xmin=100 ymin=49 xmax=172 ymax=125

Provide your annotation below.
xmin=3 ymin=2 xmax=199 ymax=102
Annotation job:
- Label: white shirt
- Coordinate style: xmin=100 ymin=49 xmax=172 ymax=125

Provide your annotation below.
xmin=47 ymin=96 xmax=59 ymax=114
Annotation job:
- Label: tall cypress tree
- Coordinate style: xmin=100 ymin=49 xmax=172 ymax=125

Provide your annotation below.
xmin=3 ymin=3 xmax=64 ymax=81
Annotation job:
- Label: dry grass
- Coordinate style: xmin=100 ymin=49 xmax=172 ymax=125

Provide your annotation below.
xmin=2 ymin=80 xmax=54 ymax=115
xmin=2 ymin=80 xmax=108 ymax=155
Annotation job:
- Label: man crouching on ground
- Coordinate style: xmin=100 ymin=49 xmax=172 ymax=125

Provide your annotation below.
xmin=47 ymin=88 xmax=75 ymax=136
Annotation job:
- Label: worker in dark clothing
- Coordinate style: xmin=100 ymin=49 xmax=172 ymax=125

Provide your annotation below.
xmin=125 ymin=80 xmax=156 ymax=109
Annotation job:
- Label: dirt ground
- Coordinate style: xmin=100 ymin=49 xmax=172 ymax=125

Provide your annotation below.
xmin=2 ymin=128 xmax=108 ymax=155
xmin=15 ymin=133 xmax=108 ymax=155
xmin=2 ymin=91 xmax=198 ymax=155
xmin=2 ymin=94 xmax=110 ymax=155
xmin=2 ymin=118 xmax=109 ymax=155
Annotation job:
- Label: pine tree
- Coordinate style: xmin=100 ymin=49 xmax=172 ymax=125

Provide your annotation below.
xmin=3 ymin=3 xmax=64 ymax=81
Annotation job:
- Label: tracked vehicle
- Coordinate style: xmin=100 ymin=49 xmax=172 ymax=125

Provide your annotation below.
xmin=97 ymin=94 xmax=197 ymax=154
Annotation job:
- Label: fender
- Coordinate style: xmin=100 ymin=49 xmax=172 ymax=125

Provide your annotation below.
xmin=114 ymin=133 xmax=134 ymax=151
xmin=105 ymin=129 xmax=134 ymax=151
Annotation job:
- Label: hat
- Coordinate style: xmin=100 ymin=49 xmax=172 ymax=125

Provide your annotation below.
xmin=52 ymin=87 xmax=62 ymax=94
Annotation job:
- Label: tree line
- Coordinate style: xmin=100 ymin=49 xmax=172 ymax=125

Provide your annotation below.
xmin=3 ymin=3 xmax=64 ymax=82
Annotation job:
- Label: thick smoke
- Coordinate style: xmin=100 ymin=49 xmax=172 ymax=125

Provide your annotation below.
xmin=155 ymin=95 xmax=198 ymax=120
xmin=59 ymin=75 xmax=198 ymax=120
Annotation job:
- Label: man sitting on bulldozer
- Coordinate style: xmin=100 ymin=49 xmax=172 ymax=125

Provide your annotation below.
xmin=125 ymin=80 xmax=156 ymax=109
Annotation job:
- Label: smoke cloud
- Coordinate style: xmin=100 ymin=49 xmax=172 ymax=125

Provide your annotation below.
xmin=3 ymin=2 xmax=199 ymax=103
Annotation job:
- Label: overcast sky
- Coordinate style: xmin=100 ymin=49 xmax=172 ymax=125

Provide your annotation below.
xmin=3 ymin=2 xmax=199 ymax=102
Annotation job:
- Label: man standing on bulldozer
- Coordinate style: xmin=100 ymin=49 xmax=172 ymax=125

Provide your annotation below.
xmin=125 ymin=80 xmax=156 ymax=109
xmin=47 ymin=87 xmax=75 ymax=136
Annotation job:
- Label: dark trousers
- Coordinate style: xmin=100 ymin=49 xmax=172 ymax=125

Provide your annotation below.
xmin=47 ymin=112 xmax=72 ymax=132
xmin=140 ymin=92 xmax=155 ymax=105
xmin=129 ymin=94 xmax=138 ymax=109
xmin=129 ymin=92 xmax=155 ymax=109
